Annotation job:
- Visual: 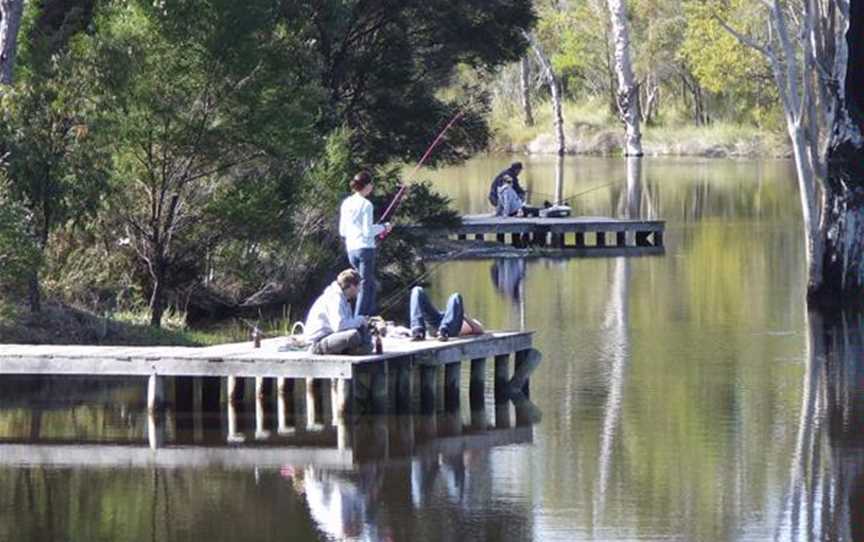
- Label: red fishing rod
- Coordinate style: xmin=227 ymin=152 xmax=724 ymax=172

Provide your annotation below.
xmin=377 ymin=111 xmax=464 ymax=239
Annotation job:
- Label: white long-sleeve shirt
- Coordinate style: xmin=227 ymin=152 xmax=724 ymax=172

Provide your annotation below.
xmin=339 ymin=193 xmax=385 ymax=252
xmin=304 ymin=282 xmax=366 ymax=343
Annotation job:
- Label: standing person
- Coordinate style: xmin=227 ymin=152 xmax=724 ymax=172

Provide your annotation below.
xmin=339 ymin=171 xmax=392 ymax=317
xmin=304 ymin=269 xmax=372 ymax=355
xmin=488 ymin=162 xmax=525 ymax=208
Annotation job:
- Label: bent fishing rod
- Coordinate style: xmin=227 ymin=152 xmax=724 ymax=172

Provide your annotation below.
xmin=377 ymin=110 xmax=464 ymax=239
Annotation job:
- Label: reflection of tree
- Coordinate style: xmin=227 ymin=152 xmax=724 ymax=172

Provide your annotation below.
xmin=595 ymin=158 xmax=641 ymax=521
xmin=775 ymin=311 xmax=864 ymax=540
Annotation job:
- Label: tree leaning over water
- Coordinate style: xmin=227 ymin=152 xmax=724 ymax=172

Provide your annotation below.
xmin=719 ymin=0 xmax=864 ymax=308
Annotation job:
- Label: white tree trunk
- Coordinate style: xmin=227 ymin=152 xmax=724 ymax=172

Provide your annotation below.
xmin=520 ymin=56 xmax=534 ymax=128
xmin=522 ymin=31 xmax=566 ymax=156
xmin=607 ymin=0 xmax=643 ymax=156
xmin=0 ymin=0 xmax=25 ymax=85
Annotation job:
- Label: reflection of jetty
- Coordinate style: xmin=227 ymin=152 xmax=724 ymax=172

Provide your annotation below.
xmin=417 ymin=215 xmax=664 ymax=252
xmin=0 ymin=414 xmax=534 ymax=470
xmin=0 ymin=332 xmax=539 ymax=415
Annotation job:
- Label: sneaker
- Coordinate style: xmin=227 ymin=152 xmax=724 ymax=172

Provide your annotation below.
xmin=411 ymin=328 xmax=426 ymax=342
xmin=438 ymin=329 xmax=449 ymax=342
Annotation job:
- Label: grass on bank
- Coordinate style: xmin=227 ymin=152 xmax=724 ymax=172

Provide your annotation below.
xmin=0 ymin=300 xmax=301 ymax=347
xmin=490 ymin=97 xmax=790 ymax=157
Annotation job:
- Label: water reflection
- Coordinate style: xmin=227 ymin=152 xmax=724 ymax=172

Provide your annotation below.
xmin=775 ymin=311 xmax=864 ymax=541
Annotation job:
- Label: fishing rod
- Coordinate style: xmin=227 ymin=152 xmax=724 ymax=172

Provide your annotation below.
xmin=377 ymin=110 xmax=465 ymax=239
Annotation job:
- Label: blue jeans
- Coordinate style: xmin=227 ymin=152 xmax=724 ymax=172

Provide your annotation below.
xmin=348 ymin=248 xmax=376 ymax=317
xmin=410 ymin=286 xmax=464 ymax=337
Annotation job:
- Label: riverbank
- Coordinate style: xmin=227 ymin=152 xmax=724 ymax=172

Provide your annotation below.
xmin=0 ymin=301 xmax=263 ymax=346
xmin=491 ymin=100 xmax=791 ymax=158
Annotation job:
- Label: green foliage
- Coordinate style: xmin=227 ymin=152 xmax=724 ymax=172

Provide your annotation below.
xmin=0 ymin=176 xmax=40 ymax=288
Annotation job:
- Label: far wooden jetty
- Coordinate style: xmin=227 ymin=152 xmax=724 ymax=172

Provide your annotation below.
xmin=417 ymin=214 xmax=665 ymax=255
xmin=0 ymin=332 xmax=541 ymax=419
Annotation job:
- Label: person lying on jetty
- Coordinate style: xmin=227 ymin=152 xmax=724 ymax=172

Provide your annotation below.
xmin=488 ymin=162 xmax=525 ymax=208
xmin=409 ymin=286 xmax=485 ymax=342
xmin=304 ymin=269 xmax=373 ymax=355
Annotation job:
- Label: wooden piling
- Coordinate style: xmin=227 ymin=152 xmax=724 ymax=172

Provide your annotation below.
xmin=596 ymin=231 xmax=606 ymax=247
xmin=444 ymin=362 xmax=461 ymax=411
xmin=147 ymin=375 xmax=164 ymax=411
xmin=420 ymin=366 xmax=437 ymax=414
xmin=494 ymin=354 xmax=510 ymax=403
xmin=305 ymin=378 xmax=318 ymax=428
xmin=469 ymin=358 xmax=485 ymax=408
xmin=227 ymin=376 xmax=241 ymax=403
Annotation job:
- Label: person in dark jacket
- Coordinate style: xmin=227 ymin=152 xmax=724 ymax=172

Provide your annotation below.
xmin=488 ymin=162 xmax=525 ymax=207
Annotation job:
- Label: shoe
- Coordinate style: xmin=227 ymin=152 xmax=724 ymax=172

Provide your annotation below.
xmin=411 ymin=328 xmax=426 ymax=341
xmin=438 ymin=329 xmax=449 ymax=342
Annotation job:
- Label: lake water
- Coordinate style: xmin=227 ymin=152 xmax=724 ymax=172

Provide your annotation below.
xmin=2 ymin=156 xmax=863 ymax=541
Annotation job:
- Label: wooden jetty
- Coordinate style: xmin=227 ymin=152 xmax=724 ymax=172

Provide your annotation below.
xmin=0 ymin=332 xmax=540 ymax=417
xmin=418 ymin=214 xmax=665 ymax=252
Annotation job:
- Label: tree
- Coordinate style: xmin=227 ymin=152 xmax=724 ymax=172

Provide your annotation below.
xmin=302 ymin=0 xmax=536 ymax=166
xmin=0 ymin=0 xmax=24 ymax=84
xmin=717 ymin=0 xmax=864 ymax=307
xmin=520 ymin=56 xmax=535 ymax=127
xmin=75 ymin=0 xmax=324 ymax=327
xmin=0 ymin=57 xmax=108 ymax=313
xmin=0 ymin=175 xmax=40 ymax=289
xmin=523 ymin=30 xmax=565 ymax=157
xmin=607 ymin=0 xmax=643 ymax=156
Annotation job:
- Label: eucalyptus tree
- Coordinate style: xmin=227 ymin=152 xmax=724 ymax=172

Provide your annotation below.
xmin=78 ymin=0 xmax=324 ymax=327
xmin=0 ymin=0 xmax=24 ymax=84
xmin=717 ymin=0 xmax=864 ymax=307
xmin=523 ymin=30 xmax=565 ymax=157
xmin=607 ymin=0 xmax=643 ymax=156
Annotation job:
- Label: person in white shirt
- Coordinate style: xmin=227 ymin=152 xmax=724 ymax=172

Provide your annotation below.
xmin=304 ymin=269 xmax=372 ymax=355
xmin=339 ymin=171 xmax=393 ymax=317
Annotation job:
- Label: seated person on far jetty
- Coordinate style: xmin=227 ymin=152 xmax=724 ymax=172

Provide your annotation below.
xmin=409 ymin=286 xmax=485 ymax=342
xmin=488 ymin=162 xmax=526 ymax=208
xmin=495 ymin=176 xmax=528 ymax=217
xmin=304 ymin=269 xmax=373 ymax=355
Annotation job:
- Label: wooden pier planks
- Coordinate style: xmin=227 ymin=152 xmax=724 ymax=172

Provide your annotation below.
xmin=0 ymin=331 xmax=534 ymax=379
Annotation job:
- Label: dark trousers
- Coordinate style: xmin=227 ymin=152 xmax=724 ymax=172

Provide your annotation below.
xmin=348 ymin=248 xmax=376 ymax=317
xmin=409 ymin=286 xmax=464 ymax=337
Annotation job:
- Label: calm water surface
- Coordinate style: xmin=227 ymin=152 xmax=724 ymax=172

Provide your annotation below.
xmin=2 ymin=156 xmax=863 ymax=541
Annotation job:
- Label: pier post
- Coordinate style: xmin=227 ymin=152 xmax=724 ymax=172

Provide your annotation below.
xmin=255 ymin=377 xmax=267 ymax=398
xmin=147 ymin=375 xmax=165 ymax=411
xmin=495 ymin=402 xmax=512 ymax=429
xmin=395 ymin=361 xmax=413 ymax=412
xmin=277 ymin=391 xmax=295 ymax=435
xmin=227 ymin=402 xmax=245 ymax=443
xmin=469 ymin=357 xmax=486 ymax=409
xmin=147 ymin=411 xmax=165 ymax=450
xmin=227 ymin=376 xmax=241 ymax=403
xmin=444 ymin=362 xmax=461 ymax=411
xmin=255 ymin=393 xmax=271 ymax=440
xmin=370 ymin=364 xmax=388 ymax=414
xmin=494 ymin=354 xmax=510 ymax=403
xmin=596 ymin=231 xmax=607 ymax=247
xmin=420 ymin=365 xmax=437 ymax=414
xmin=305 ymin=378 xmax=318 ymax=428
xmin=575 ymin=232 xmax=585 ymax=247
xmin=333 ymin=378 xmax=351 ymax=421
xmin=552 ymin=232 xmax=565 ymax=248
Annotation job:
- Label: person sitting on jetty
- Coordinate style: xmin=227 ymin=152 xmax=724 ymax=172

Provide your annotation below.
xmin=409 ymin=286 xmax=485 ymax=342
xmin=304 ymin=269 xmax=373 ymax=355
xmin=488 ymin=162 xmax=525 ymax=208
xmin=496 ymin=176 xmax=527 ymax=217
